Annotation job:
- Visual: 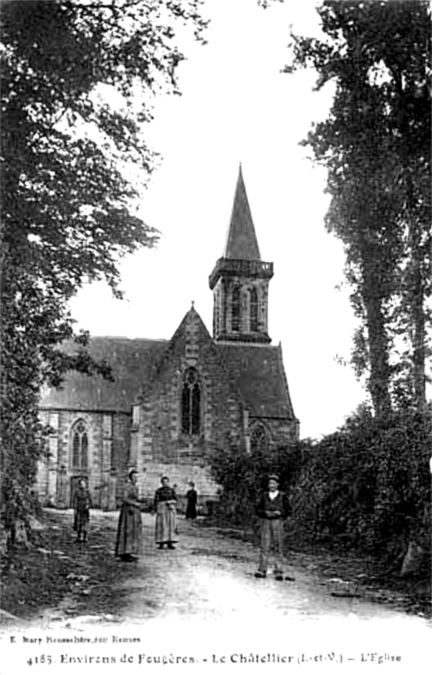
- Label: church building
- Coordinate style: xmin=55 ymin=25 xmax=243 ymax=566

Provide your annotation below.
xmin=37 ymin=167 xmax=299 ymax=510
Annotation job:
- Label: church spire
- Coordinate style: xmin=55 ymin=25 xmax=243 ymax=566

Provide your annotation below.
xmin=223 ymin=165 xmax=261 ymax=260
xmin=209 ymin=167 xmax=273 ymax=345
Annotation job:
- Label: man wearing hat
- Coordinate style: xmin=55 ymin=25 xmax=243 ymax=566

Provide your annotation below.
xmin=255 ymin=473 xmax=291 ymax=580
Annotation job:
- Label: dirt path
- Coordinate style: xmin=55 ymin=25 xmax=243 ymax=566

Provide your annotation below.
xmin=99 ymin=515 xmax=409 ymax=623
xmin=1 ymin=510 xmax=430 ymax=674
xmin=25 ymin=511 xmax=426 ymax=626
xmin=0 ymin=511 xmax=432 ymax=675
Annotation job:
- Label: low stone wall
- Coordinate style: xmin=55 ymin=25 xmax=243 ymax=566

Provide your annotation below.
xmin=135 ymin=461 xmax=220 ymax=512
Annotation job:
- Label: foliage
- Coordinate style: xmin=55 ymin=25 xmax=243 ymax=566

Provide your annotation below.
xmin=209 ymin=442 xmax=304 ymax=526
xmin=0 ymin=0 xmax=206 ymax=536
xmin=293 ymin=407 xmax=431 ymax=555
xmin=286 ymin=0 xmax=431 ymax=416
xmin=211 ymin=408 xmax=431 ymax=572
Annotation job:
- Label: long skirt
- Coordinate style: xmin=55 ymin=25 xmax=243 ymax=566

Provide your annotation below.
xmin=185 ymin=502 xmax=197 ymax=519
xmin=74 ymin=508 xmax=90 ymax=534
xmin=115 ymin=504 xmax=143 ymax=557
xmin=155 ymin=502 xmax=178 ymax=544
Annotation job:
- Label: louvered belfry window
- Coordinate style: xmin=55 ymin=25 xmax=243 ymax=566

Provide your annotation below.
xmin=181 ymin=367 xmax=200 ymax=435
xmin=232 ymin=286 xmax=240 ymax=332
xmin=250 ymin=287 xmax=258 ymax=332
xmin=72 ymin=420 xmax=88 ymax=469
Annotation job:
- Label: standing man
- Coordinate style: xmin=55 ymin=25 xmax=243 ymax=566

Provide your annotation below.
xmin=255 ymin=474 xmax=291 ymax=580
xmin=185 ymin=482 xmax=198 ymax=520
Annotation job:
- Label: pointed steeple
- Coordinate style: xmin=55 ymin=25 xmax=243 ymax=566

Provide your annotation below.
xmin=224 ymin=165 xmax=261 ymax=260
xmin=209 ymin=166 xmax=273 ymax=345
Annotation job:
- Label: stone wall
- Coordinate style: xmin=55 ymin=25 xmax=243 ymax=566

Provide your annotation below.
xmin=249 ymin=416 xmax=299 ymax=450
xmin=213 ymin=275 xmax=271 ymax=340
xmin=134 ymin=309 xmax=246 ymax=493
xmin=36 ymin=408 xmax=131 ymax=508
xmin=133 ymin=462 xmax=219 ymax=510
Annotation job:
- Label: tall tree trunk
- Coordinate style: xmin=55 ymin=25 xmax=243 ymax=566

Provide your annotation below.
xmin=408 ymin=215 xmax=427 ymax=411
xmin=394 ymin=62 xmax=429 ymax=412
xmin=403 ymin=167 xmax=428 ymax=411
xmin=362 ymin=251 xmax=392 ymax=418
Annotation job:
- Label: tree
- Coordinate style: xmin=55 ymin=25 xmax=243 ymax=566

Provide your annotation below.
xmin=286 ymin=0 xmax=431 ymax=416
xmin=0 ymin=0 xmax=206 ymax=537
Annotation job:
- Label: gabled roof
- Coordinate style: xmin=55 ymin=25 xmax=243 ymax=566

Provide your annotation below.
xmin=40 ymin=337 xmax=167 ymax=413
xmin=139 ymin=306 xmax=248 ymax=408
xmin=40 ymin=326 xmax=296 ymax=421
xmin=223 ymin=165 xmax=261 ymax=260
xmin=217 ymin=343 xmax=296 ymax=420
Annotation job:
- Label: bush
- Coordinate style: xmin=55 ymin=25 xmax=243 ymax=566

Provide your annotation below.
xmin=209 ymin=407 xmax=431 ymax=570
xmin=208 ymin=441 xmax=303 ymax=526
xmin=291 ymin=407 xmax=431 ymax=561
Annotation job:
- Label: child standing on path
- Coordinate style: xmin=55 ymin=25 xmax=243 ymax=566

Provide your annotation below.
xmin=185 ymin=482 xmax=198 ymax=519
xmin=73 ymin=478 xmax=92 ymax=544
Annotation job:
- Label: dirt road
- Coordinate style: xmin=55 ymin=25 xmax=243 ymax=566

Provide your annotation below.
xmin=73 ymin=513 xmax=414 ymax=623
xmin=15 ymin=509 xmax=421 ymax=626
xmin=1 ymin=510 xmax=430 ymax=674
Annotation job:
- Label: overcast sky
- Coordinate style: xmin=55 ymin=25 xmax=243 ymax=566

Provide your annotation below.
xmin=70 ymin=0 xmax=366 ymax=439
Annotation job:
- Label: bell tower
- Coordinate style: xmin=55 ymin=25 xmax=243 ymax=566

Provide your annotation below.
xmin=209 ymin=166 xmax=274 ymax=344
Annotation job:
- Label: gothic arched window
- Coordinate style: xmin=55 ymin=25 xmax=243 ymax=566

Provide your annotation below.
xmin=250 ymin=288 xmax=258 ymax=332
xmin=71 ymin=420 xmax=88 ymax=470
xmin=181 ymin=368 xmax=201 ymax=435
xmin=250 ymin=425 xmax=269 ymax=454
xmin=232 ymin=287 xmax=240 ymax=332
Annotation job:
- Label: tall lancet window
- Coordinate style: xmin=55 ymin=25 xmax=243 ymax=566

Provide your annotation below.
xmin=232 ymin=286 xmax=240 ymax=332
xmin=71 ymin=420 xmax=88 ymax=470
xmin=181 ymin=367 xmax=201 ymax=435
xmin=250 ymin=288 xmax=258 ymax=332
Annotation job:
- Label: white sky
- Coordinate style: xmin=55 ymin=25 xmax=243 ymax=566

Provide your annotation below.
xmin=70 ymin=0 xmax=366 ymax=439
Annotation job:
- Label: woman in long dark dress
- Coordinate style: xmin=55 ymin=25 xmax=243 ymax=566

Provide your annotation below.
xmin=154 ymin=476 xmax=177 ymax=549
xmin=115 ymin=468 xmax=143 ymax=562
xmin=73 ymin=478 xmax=92 ymax=543
xmin=185 ymin=482 xmax=197 ymax=520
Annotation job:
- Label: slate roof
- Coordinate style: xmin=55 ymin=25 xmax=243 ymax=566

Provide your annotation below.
xmin=40 ymin=337 xmax=167 ymax=413
xmin=217 ymin=343 xmax=296 ymax=420
xmin=40 ymin=336 xmax=296 ymax=421
xmin=223 ymin=165 xmax=261 ymax=260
